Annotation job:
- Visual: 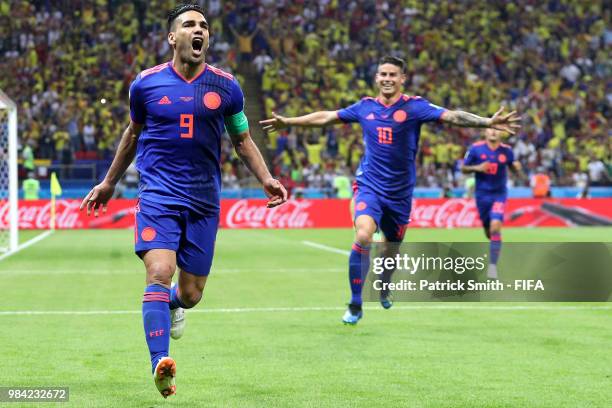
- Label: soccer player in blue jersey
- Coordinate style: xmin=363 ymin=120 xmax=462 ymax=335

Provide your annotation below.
xmin=80 ymin=4 xmax=287 ymax=398
xmin=462 ymin=128 xmax=523 ymax=279
xmin=260 ymin=56 xmax=520 ymax=325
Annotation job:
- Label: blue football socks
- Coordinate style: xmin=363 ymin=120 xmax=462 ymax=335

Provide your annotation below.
xmin=490 ymin=232 xmax=502 ymax=265
xmin=142 ymin=284 xmax=171 ymax=373
xmin=348 ymin=242 xmax=370 ymax=305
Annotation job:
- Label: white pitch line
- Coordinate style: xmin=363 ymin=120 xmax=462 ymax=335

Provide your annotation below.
xmin=302 ymin=240 xmax=350 ymax=256
xmin=0 ymin=267 xmax=345 ymax=276
xmin=0 ymin=305 xmax=610 ymax=316
xmin=0 ymin=230 xmax=54 ymax=262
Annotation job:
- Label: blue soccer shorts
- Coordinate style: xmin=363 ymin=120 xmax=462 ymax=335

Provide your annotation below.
xmin=353 ymin=184 xmax=411 ymax=242
xmin=475 ymin=193 xmax=507 ymax=227
xmin=134 ymin=199 xmax=219 ymax=276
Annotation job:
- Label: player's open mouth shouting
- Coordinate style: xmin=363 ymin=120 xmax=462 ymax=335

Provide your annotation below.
xmin=191 ymin=36 xmax=204 ymax=57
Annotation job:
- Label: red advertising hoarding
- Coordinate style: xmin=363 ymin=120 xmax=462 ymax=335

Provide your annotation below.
xmin=2 ymin=198 xmax=611 ymax=230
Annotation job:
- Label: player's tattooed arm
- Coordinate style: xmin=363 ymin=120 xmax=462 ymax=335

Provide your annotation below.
xmin=259 ymin=111 xmax=342 ymax=132
xmin=441 ymin=110 xmax=491 ymax=128
xmin=230 ymin=130 xmax=288 ymax=208
xmin=80 ymin=121 xmax=142 ymax=216
xmin=441 ymin=107 xmax=521 ymax=134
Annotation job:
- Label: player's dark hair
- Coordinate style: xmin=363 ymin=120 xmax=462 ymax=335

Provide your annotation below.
xmin=167 ymin=3 xmax=206 ymax=32
xmin=378 ymin=56 xmax=406 ymax=73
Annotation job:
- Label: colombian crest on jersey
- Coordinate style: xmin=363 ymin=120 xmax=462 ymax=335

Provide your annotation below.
xmin=203 ymin=91 xmax=221 ymax=110
xmin=393 ymin=110 xmax=407 ymax=123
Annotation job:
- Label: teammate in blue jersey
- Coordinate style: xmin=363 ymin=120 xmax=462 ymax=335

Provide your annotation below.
xmin=260 ymin=56 xmax=520 ymax=325
xmin=80 ymin=4 xmax=287 ymax=398
xmin=462 ymin=129 xmax=523 ymax=279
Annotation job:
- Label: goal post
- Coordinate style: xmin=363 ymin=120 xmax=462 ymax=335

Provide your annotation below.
xmin=0 ymin=89 xmax=18 ymax=253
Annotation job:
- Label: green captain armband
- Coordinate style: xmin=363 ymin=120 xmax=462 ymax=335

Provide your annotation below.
xmin=224 ymin=110 xmax=249 ymax=135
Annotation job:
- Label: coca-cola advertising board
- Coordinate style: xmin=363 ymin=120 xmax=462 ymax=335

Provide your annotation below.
xmin=2 ymin=198 xmax=611 ymax=230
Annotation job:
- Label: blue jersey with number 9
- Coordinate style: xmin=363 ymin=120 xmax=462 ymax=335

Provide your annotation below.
xmin=129 ymin=62 xmax=244 ymax=215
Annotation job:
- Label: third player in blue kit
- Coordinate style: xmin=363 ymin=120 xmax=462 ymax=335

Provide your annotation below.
xmin=462 ymin=129 xmax=523 ymax=279
xmin=261 ymin=56 xmax=521 ymax=325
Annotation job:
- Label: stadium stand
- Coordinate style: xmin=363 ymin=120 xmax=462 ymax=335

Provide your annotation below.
xmin=1 ymin=0 xmax=610 ymax=197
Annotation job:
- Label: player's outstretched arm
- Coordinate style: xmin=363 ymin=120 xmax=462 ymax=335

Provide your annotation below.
xmin=259 ymin=111 xmax=342 ymax=133
xmin=441 ymin=107 xmax=522 ymax=135
xmin=510 ymin=160 xmax=528 ymax=184
xmin=80 ymin=121 xmax=143 ymax=216
xmin=229 ymin=130 xmax=288 ymax=208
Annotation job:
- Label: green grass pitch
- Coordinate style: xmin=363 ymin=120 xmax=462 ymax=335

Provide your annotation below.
xmin=1 ymin=228 xmax=611 ymax=407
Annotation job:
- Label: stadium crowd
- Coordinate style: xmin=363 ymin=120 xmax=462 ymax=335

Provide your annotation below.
xmin=255 ymin=0 xmax=611 ymax=192
xmin=0 ymin=0 xmax=243 ymax=177
xmin=2 ymin=0 xmax=610 ymax=193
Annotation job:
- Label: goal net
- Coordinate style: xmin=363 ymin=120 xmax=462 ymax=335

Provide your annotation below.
xmin=0 ymin=89 xmax=18 ymax=254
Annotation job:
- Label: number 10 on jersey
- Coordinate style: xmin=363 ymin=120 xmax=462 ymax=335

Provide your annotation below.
xmin=377 ymin=127 xmax=393 ymax=144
